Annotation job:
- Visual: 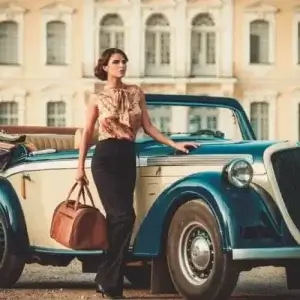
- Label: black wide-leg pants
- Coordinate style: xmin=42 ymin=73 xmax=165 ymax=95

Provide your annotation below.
xmin=91 ymin=138 xmax=136 ymax=294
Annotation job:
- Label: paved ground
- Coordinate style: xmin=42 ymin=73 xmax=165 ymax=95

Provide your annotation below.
xmin=1 ymin=260 xmax=300 ymax=299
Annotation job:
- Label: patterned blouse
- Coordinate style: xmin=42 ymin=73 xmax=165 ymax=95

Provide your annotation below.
xmin=92 ymin=84 xmax=143 ymax=141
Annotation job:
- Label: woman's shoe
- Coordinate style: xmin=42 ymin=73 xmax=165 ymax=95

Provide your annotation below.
xmin=96 ymin=284 xmax=125 ymax=299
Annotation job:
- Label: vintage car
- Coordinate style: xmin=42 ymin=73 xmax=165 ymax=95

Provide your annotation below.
xmin=1 ymin=94 xmax=300 ymax=300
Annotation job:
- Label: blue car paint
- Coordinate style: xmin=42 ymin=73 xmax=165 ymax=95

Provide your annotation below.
xmin=0 ymin=178 xmax=29 ymax=254
xmin=132 ymin=172 xmax=285 ymax=257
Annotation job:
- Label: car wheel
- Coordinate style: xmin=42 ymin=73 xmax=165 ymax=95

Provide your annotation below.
xmin=125 ymin=263 xmax=151 ymax=288
xmin=0 ymin=213 xmax=25 ymax=288
xmin=167 ymin=200 xmax=240 ymax=300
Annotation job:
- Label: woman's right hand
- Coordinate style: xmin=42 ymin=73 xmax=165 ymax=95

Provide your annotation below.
xmin=76 ymin=168 xmax=89 ymax=185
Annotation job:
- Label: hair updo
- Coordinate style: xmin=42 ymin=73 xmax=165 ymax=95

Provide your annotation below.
xmin=94 ymin=48 xmax=129 ymax=81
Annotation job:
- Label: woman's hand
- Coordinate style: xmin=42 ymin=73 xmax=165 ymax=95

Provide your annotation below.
xmin=76 ymin=168 xmax=89 ymax=184
xmin=172 ymin=141 xmax=200 ymax=153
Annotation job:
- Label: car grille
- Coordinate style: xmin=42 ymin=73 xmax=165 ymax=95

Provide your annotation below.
xmin=271 ymin=147 xmax=300 ymax=229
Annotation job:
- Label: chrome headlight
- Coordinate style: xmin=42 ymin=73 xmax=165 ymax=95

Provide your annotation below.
xmin=223 ymin=159 xmax=253 ymax=188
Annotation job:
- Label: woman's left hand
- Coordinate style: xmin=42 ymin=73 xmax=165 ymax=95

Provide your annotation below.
xmin=172 ymin=142 xmax=200 ymax=153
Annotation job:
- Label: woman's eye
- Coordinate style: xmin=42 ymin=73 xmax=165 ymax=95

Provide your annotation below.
xmin=112 ymin=60 xmax=127 ymax=64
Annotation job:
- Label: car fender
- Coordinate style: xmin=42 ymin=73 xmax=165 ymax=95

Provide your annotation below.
xmin=0 ymin=177 xmax=29 ymax=254
xmin=132 ymin=171 xmax=282 ymax=256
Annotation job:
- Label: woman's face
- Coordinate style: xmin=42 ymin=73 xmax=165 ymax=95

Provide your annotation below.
xmin=103 ymin=53 xmax=127 ymax=79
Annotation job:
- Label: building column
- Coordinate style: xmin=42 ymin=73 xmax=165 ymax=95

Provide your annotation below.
xmin=220 ymin=0 xmax=233 ymax=77
xmin=174 ymin=1 xmax=187 ymax=77
xmin=170 ymin=83 xmax=189 ymax=133
xmin=127 ymin=1 xmax=142 ymax=77
xmin=83 ymin=0 xmax=95 ymax=77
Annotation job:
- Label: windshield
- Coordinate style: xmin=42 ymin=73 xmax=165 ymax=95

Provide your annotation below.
xmin=137 ymin=105 xmax=243 ymax=140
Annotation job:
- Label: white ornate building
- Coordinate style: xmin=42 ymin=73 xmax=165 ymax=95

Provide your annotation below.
xmin=0 ymin=0 xmax=84 ymax=127
xmin=4 ymin=0 xmax=298 ymax=142
xmin=84 ymin=0 xmax=236 ymax=133
xmin=0 ymin=0 xmax=235 ymax=132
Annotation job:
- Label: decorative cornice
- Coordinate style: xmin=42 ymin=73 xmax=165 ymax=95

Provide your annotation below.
xmin=0 ymin=86 xmax=28 ymax=98
xmin=245 ymin=1 xmax=279 ymax=14
xmin=0 ymin=1 xmax=28 ymax=16
xmin=40 ymin=1 xmax=75 ymax=14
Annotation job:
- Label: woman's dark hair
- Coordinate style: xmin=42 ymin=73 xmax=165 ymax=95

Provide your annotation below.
xmin=94 ymin=48 xmax=128 ymax=81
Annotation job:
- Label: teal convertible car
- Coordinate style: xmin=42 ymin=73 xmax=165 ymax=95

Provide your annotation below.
xmin=0 ymin=94 xmax=300 ymax=300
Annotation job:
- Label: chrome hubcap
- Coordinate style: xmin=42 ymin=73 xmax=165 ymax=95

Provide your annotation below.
xmin=190 ymin=236 xmax=211 ymax=271
xmin=178 ymin=222 xmax=214 ymax=286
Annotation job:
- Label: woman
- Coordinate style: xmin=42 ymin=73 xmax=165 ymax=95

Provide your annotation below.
xmin=76 ymin=48 xmax=199 ymax=299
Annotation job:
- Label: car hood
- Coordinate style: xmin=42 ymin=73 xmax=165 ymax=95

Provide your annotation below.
xmin=136 ymin=138 xmax=286 ymax=163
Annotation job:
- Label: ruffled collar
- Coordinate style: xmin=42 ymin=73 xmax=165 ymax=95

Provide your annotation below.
xmin=100 ymin=84 xmax=136 ymax=126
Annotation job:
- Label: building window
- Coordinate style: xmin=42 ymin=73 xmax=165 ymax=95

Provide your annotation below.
xmin=99 ymin=14 xmax=124 ymax=55
xmin=47 ymin=101 xmax=66 ymax=127
xmin=0 ymin=101 xmax=18 ymax=125
xmin=207 ymin=116 xmax=218 ymax=129
xmin=188 ymin=107 xmax=218 ymax=132
xmin=46 ymin=21 xmax=66 ymax=65
xmin=41 ymin=86 xmax=74 ymax=126
xmin=145 ymin=13 xmax=171 ymax=76
xmin=189 ymin=115 xmax=202 ymax=132
xmin=250 ymin=20 xmax=269 ymax=64
xmin=0 ymin=21 xmax=18 ymax=65
xmin=148 ymin=105 xmax=171 ymax=132
xmin=244 ymin=3 xmax=278 ymax=67
xmin=250 ymin=102 xmax=269 ymax=139
xmin=190 ymin=13 xmax=216 ymax=76
xmin=0 ymin=88 xmax=27 ymax=125
xmin=41 ymin=2 xmax=74 ymax=66
xmin=244 ymin=91 xmax=277 ymax=139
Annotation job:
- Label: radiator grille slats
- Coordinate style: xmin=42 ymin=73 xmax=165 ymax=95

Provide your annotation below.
xmin=271 ymin=148 xmax=300 ymax=229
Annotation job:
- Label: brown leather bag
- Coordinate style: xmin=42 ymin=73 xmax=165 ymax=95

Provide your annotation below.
xmin=50 ymin=182 xmax=108 ymax=250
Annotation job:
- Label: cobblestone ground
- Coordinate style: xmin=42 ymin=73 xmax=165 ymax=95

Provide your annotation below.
xmin=1 ymin=260 xmax=300 ymax=299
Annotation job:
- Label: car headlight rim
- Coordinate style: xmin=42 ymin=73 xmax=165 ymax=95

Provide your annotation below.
xmin=224 ymin=159 xmax=253 ymax=188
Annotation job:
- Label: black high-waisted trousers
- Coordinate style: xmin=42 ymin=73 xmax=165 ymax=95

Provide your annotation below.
xmin=91 ymin=138 xmax=136 ymax=294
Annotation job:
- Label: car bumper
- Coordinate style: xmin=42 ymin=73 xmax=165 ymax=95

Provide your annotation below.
xmin=232 ymin=247 xmax=300 ymax=260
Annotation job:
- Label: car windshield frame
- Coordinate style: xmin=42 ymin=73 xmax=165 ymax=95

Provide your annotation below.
xmin=144 ymin=94 xmax=256 ymax=141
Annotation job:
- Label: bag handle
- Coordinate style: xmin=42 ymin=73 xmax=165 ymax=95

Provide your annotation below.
xmin=66 ymin=182 xmax=96 ymax=210
xmin=82 ymin=184 xmax=96 ymax=208
xmin=65 ymin=182 xmax=80 ymax=202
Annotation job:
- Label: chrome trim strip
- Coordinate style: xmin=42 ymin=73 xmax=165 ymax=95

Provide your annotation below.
xmin=2 ymin=157 xmax=148 ymax=178
xmin=2 ymin=154 xmax=253 ymax=178
xmin=147 ymin=154 xmax=253 ymax=166
xmin=29 ymin=246 xmax=104 ymax=255
xmin=232 ymin=247 xmax=300 ymax=260
xmin=2 ymin=154 xmax=255 ymax=178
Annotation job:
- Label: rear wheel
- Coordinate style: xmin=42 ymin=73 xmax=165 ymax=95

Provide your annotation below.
xmin=167 ymin=200 xmax=240 ymax=300
xmin=0 ymin=213 xmax=25 ymax=288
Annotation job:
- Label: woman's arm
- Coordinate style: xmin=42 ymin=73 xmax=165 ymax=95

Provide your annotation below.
xmin=139 ymin=89 xmax=199 ymax=153
xmin=78 ymin=95 xmax=99 ymax=170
